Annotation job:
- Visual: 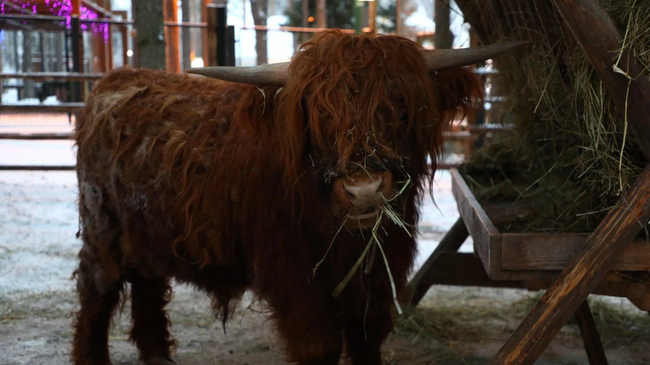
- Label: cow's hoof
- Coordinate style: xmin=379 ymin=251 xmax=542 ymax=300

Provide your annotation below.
xmin=145 ymin=356 xmax=177 ymax=365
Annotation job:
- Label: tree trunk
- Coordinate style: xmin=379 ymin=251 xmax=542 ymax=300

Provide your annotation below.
xmin=22 ymin=31 xmax=35 ymax=99
xmin=434 ymin=0 xmax=453 ymax=49
xmin=316 ymin=0 xmax=326 ymax=28
xmin=133 ymin=0 xmax=166 ymax=70
xmin=249 ymin=0 xmax=268 ymax=65
xmin=182 ymin=0 xmax=192 ymax=70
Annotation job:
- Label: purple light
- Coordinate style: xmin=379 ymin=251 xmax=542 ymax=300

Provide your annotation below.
xmin=1 ymin=1 xmax=111 ymax=44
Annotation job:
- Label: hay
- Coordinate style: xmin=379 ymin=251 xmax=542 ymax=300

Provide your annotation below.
xmin=458 ymin=0 xmax=649 ymax=233
xmin=393 ymin=294 xmax=650 ymax=363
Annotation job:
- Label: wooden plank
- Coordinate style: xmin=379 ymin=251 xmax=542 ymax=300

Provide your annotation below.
xmin=413 ymin=252 xmax=527 ymax=290
xmin=489 ymin=166 xmax=650 ymax=365
xmin=450 ymin=168 xmax=501 ymax=277
xmin=0 ymin=133 xmax=73 ymax=140
xmin=575 ymin=301 xmax=609 ymax=365
xmin=552 ymin=0 xmax=650 ymax=161
xmin=410 ymin=252 xmax=648 ymax=302
xmin=627 ymin=291 xmax=650 ymax=312
xmin=0 ymin=103 xmax=85 ymax=113
xmin=0 ymin=166 xmax=75 ymax=171
xmin=0 ymin=72 xmax=104 ymax=81
xmin=501 ymin=234 xmax=650 ymax=271
xmin=407 ymin=218 xmax=469 ymax=306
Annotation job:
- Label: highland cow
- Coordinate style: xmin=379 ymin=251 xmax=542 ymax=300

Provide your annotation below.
xmin=71 ymin=31 xmax=522 ymax=365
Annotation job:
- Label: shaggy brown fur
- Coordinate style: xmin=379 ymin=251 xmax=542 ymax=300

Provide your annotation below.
xmin=71 ymin=30 xmax=482 ymax=365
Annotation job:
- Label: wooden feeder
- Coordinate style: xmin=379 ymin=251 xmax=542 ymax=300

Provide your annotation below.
xmin=409 ymin=0 xmax=650 ymax=364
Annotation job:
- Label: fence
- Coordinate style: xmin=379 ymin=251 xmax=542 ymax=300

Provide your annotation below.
xmin=0 ymin=5 xmax=508 ymax=171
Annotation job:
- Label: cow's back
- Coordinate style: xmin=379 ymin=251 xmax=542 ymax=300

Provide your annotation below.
xmin=74 ymin=67 xmax=250 ymax=270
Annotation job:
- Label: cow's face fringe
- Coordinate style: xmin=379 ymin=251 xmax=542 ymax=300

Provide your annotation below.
xmin=274 ymin=30 xmax=483 ymax=206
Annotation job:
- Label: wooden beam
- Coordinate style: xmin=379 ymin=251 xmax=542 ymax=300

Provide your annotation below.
xmin=551 ymin=0 xmax=650 ymax=161
xmin=0 ymin=133 xmax=73 ymax=140
xmin=0 ymin=166 xmax=75 ymax=171
xmin=0 ymin=103 xmax=85 ymax=113
xmin=489 ymin=165 xmax=650 ymax=365
xmin=403 ymin=252 xmax=649 ymax=302
xmin=575 ymin=301 xmax=609 ymax=365
xmin=407 ymin=218 xmax=469 ymax=306
xmin=0 ymin=73 xmax=103 ymax=83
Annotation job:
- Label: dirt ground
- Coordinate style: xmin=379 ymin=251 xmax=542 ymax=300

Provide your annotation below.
xmin=1 ymin=171 xmax=649 ymax=365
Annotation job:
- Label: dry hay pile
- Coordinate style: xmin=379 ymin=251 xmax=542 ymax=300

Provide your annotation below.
xmin=455 ymin=0 xmax=649 ymax=233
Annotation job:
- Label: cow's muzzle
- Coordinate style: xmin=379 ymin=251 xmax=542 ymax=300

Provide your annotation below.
xmin=333 ymin=170 xmax=394 ymax=227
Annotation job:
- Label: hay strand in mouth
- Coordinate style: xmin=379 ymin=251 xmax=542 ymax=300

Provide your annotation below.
xmin=375 ymin=233 xmax=404 ymax=315
xmin=312 ymin=214 xmax=350 ymax=279
xmin=330 ymin=170 xmax=412 ymax=314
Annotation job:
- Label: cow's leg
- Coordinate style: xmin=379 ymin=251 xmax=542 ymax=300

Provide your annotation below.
xmin=272 ymin=296 xmax=343 ymax=365
xmin=343 ymin=300 xmax=394 ymax=365
xmin=129 ymin=273 xmax=176 ymax=365
xmin=71 ymin=248 xmax=124 ymax=365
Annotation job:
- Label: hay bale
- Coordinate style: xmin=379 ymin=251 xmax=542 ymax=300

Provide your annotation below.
xmin=456 ymin=0 xmax=649 ymax=233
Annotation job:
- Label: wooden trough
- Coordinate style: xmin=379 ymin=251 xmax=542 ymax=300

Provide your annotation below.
xmin=451 ymin=169 xmax=650 ymax=282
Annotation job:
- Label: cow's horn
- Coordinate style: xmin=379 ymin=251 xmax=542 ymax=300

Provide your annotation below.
xmin=186 ymin=62 xmax=290 ymax=85
xmin=422 ymin=41 xmax=529 ymax=71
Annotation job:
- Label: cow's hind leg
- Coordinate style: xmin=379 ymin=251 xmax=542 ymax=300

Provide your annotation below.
xmin=71 ymin=247 xmax=124 ymax=365
xmin=129 ymin=273 xmax=176 ymax=365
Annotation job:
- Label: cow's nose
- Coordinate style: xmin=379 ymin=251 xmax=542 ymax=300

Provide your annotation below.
xmin=333 ymin=171 xmax=394 ymax=211
xmin=343 ymin=177 xmax=383 ymax=206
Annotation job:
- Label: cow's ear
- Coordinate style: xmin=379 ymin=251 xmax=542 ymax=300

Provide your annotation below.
xmin=431 ymin=67 xmax=484 ymax=125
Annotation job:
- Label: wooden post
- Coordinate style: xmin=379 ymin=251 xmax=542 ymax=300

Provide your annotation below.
xmin=206 ymin=5 xmax=218 ymax=67
xmin=368 ymin=0 xmax=376 ymax=33
xmin=182 ymin=0 xmax=192 ymax=70
xmin=575 ymin=301 xmax=608 ymax=365
xmin=70 ymin=16 xmax=82 ymax=103
xmin=489 ymin=166 xmax=650 ymax=365
xmin=164 ymin=0 xmax=181 ymax=73
xmin=226 ymin=26 xmax=236 ymax=66
xmin=71 ymin=0 xmax=81 ymax=16
xmin=316 ymin=0 xmax=326 ymax=29
xmin=203 ymin=0 xmax=212 ymax=66
xmin=216 ymin=5 xmax=227 ymax=66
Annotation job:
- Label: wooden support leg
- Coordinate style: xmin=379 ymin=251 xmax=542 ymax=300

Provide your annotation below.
xmin=575 ymin=300 xmax=608 ymax=365
xmin=489 ymin=167 xmax=650 ymax=365
xmin=406 ymin=218 xmax=469 ymax=306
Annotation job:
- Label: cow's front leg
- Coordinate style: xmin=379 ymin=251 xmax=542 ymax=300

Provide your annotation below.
xmin=271 ymin=294 xmax=343 ymax=365
xmin=342 ymin=300 xmax=394 ymax=365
